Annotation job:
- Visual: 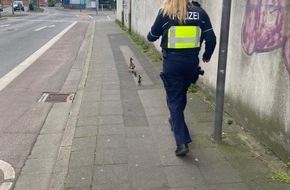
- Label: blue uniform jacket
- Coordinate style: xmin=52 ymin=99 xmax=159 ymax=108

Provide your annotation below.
xmin=147 ymin=3 xmax=216 ymax=61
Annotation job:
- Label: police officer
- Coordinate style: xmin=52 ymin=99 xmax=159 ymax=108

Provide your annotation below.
xmin=147 ymin=0 xmax=216 ymax=156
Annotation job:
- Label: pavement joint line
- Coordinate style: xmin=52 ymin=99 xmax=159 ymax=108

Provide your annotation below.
xmin=48 ymin=21 xmax=95 ymax=190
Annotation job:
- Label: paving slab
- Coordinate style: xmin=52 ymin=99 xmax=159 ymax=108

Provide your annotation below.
xmin=129 ymin=166 xmax=168 ymax=189
xmin=163 ymin=165 xmax=205 ymax=188
xmin=93 ymin=165 xmax=129 ymax=187
xmin=98 ymin=124 xmax=124 ymax=136
xmin=71 ymin=136 xmax=97 ymax=152
xmin=21 ymin=158 xmax=55 ymax=175
xmin=95 ymin=147 xmax=129 ymax=165
xmin=74 ymin=125 xmax=98 ymax=138
xmin=68 ymin=150 xmax=95 ymax=167
xmin=65 ymin=166 xmax=93 ymax=188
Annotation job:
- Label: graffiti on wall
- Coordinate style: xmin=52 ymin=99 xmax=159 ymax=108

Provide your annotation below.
xmin=242 ymin=0 xmax=290 ymax=73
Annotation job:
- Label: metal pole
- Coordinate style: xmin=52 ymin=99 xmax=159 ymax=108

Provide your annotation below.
xmin=11 ymin=0 xmax=14 ymax=14
xmin=213 ymin=0 xmax=232 ymax=142
xmin=128 ymin=0 xmax=131 ymax=32
xmin=121 ymin=0 xmax=124 ymax=25
xmin=96 ymin=0 xmax=99 ymax=15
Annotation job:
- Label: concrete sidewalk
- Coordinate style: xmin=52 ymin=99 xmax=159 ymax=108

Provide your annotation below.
xmin=54 ymin=21 xmax=289 ymax=190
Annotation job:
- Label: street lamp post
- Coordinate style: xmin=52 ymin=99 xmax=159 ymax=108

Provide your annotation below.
xmin=213 ymin=0 xmax=232 ymax=142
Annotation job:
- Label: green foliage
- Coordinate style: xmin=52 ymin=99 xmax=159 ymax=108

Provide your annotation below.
xmin=265 ymin=148 xmax=274 ymax=155
xmin=128 ymin=32 xmax=161 ymax=62
xmin=115 ymin=19 xmax=121 ymax=26
xmin=227 ymin=120 xmax=234 ymax=126
xmin=188 ymin=83 xmax=198 ymax=93
xmin=146 ymin=48 xmax=162 ymax=62
xmin=271 ymin=171 xmax=290 ymax=184
xmin=115 ymin=20 xmax=126 ymax=31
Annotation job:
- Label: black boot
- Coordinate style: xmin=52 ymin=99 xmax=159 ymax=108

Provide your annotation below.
xmin=175 ymin=144 xmax=189 ymax=156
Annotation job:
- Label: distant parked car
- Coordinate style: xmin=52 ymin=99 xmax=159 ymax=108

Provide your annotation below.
xmin=13 ymin=1 xmax=25 ymax=11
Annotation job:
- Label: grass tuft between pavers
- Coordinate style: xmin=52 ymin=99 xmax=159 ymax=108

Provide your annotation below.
xmin=271 ymin=171 xmax=290 ymax=184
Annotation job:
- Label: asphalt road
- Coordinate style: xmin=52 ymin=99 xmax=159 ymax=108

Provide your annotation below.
xmin=0 ymin=7 xmax=115 ymax=78
xmin=0 ymin=6 xmax=115 ymax=190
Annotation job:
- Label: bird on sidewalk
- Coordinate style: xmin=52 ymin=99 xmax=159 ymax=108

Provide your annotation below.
xmin=129 ymin=57 xmax=135 ymax=70
xmin=137 ymin=74 xmax=142 ymax=85
xmin=129 ymin=57 xmax=137 ymax=77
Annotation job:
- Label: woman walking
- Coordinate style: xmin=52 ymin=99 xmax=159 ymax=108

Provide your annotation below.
xmin=147 ymin=0 xmax=216 ymax=156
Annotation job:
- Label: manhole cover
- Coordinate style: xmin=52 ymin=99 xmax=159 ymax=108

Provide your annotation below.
xmin=38 ymin=93 xmax=75 ymax=103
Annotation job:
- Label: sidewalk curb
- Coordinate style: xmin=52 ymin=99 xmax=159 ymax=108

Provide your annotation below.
xmin=48 ymin=21 xmax=95 ymax=190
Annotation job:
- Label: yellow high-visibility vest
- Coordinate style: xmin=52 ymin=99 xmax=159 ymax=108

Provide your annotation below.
xmin=167 ymin=26 xmax=201 ymax=49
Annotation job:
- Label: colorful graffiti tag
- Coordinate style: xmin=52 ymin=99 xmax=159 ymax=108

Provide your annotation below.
xmin=242 ymin=0 xmax=290 ymax=73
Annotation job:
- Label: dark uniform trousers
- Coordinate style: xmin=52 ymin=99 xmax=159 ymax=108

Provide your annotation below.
xmin=162 ymin=50 xmax=200 ymax=146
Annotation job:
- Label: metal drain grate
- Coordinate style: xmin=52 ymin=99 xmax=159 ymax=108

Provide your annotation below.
xmin=38 ymin=93 xmax=75 ymax=103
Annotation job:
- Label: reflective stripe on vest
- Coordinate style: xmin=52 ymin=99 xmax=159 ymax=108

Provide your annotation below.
xmin=167 ymin=26 xmax=201 ymax=49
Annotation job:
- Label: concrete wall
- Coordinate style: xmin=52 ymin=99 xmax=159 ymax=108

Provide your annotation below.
xmin=119 ymin=0 xmax=163 ymax=47
xmin=116 ymin=0 xmax=290 ymax=162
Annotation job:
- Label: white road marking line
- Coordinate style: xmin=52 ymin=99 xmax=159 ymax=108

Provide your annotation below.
xmin=0 ymin=160 xmax=15 ymax=190
xmin=0 ymin=182 xmax=13 ymax=190
xmin=34 ymin=26 xmax=48 ymax=31
xmin=0 ymin=22 xmax=77 ymax=91
xmin=32 ymin=25 xmax=55 ymax=31
xmin=38 ymin=92 xmax=49 ymax=102
xmin=107 ymin=15 xmax=111 ymax=20
xmin=0 ymin=24 xmax=11 ymax=28
xmin=10 ymin=19 xmax=70 ymax=23
xmin=0 ymin=160 xmax=15 ymax=180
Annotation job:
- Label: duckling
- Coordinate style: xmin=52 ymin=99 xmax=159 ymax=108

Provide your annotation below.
xmin=129 ymin=57 xmax=135 ymax=70
xmin=137 ymin=74 xmax=142 ymax=84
